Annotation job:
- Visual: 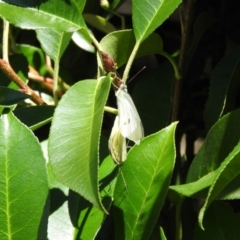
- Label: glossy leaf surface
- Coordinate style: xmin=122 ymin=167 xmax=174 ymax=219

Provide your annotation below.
xmin=72 ymin=156 xmax=117 ymax=239
xmin=132 ymin=0 xmax=182 ymax=42
xmin=0 ymin=0 xmax=86 ymax=31
xmin=0 ymin=112 xmax=48 ymax=239
xmin=36 ymin=29 xmax=72 ymax=61
xmin=49 ymin=76 xmax=111 ymax=213
xmin=100 ymin=30 xmax=163 ymax=72
xmin=113 ymin=122 xmax=177 ymax=240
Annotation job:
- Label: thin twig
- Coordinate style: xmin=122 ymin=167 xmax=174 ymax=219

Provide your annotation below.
xmin=172 ymin=2 xmax=195 ymax=240
xmin=0 ymin=59 xmax=46 ymax=105
xmin=171 ymin=0 xmax=195 ymax=122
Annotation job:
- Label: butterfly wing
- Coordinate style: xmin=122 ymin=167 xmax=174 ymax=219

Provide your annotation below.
xmin=108 ymin=116 xmax=127 ymax=165
xmin=116 ymin=86 xmax=144 ymax=144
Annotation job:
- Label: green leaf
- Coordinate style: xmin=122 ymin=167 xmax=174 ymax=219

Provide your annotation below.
xmin=0 ymin=0 xmax=86 ymax=31
xmin=13 ymin=106 xmax=55 ymax=130
xmin=186 ymin=12 xmax=216 ymax=73
xmin=108 ymin=0 xmax=127 ymax=11
xmin=132 ymin=62 xmax=174 ymax=136
xmin=204 ymin=48 xmax=240 ymax=131
xmin=71 ymin=156 xmax=117 ymax=239
xmin=0 ymin=54 xmax=28 ymax=89
xmin=168 ymin=171 xmax=217 ymax=203
xmin=83 ymin=14 xmax=116 ymax=34
xmin=113 ymin=122 xmax=177 ymax=240
xmin=187 ymin=108 xmax=240 ymax=183
xmin=47 ymin=161 xmax=72 ymax=239
xmin=216 ymin=174 xmax=240 ymax=200
xmin=48 ymin=76 xmax=112 ymax=213
xmin=149 ymin=225 xmax=166 ymax=240
xmin=0 ymin=87 xmax=29 ymax=105
xmin=17 ymin=44 xmax=47 ymax=75
xmin=159 ymin=227 xmax=167 ymax=240
xmin=132 ymin=0 xmax=182 ymax=43
xmin=71 ymin=0 xmax=87 ymax=13
xmin=193 ymin=202 xmax=240 ymax=239
xmin=48 ymin=201 xmax=74 ymax=240
xmin=36 ymin=29 xmax=72 ymax=61
xmin=72 ymin=29 xmax=95 ymax=53
xmin=198 ymin=142 xmax=240 ymax=229
xmin=47 ymin=163 xmax=69 ymax=196
xmin=0 ymin=112 xmax=48 ymax=239
xmin=100 ymin=30 xmax=163 ymax=71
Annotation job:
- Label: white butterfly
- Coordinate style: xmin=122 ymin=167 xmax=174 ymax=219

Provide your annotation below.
xmin=108 ymin=116 xmax=127 ymax=165
xmin=115 ymin=81 xmax=144 ymax=145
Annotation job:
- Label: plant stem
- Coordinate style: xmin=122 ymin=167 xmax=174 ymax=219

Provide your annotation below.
xmin=171 ymin=0 xmax=195 ymax=122
xmin=89 ymin=31 xmax=106 ymax=78
xmin=122 ymin=42 xmax=140 ymax=83
xmin=160 ymin=51 xmax=181 ymax=80
xmin=172 ymin=1 xmax=195 ymax=240
xmin=175 ymin=201 xmax=183 ymax=240
xmin=104 ymin=106 xmax=118 ymax=114
xmin=0 ymin=59 xmax=46 ymax=105
xmin=2 ymin=19 xmax=9 ymax=62
xmin=53 ymin=60 xmax=60 ymax=105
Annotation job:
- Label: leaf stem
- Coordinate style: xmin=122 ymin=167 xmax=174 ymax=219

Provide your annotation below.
xmin=89 ymin=31 xmax=106 ymax=78
xmin=122 ymin=41 xmax=141 ymax=83
xmin=2 ymin=19 xmax=9 ymax=62
xmin=53 ymin=60 xmax=60 ymax=105
xmin=160 ymin=51 xmax=181 ymax=80
xmin=104 ymin=106 xmax=118 ymax=114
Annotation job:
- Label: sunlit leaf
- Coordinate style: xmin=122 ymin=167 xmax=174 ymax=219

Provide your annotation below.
xmin=71 ymin=156 xmax=117 ymax=239
xmin=48 ymin=201 xmax=74 ymax=240
xmin=99 ymin=30 xmax=163 ymax=71
xmin=0 ymin=112 xmax=48 ymax=239
xmin=198 ymin=142 xmax=240 ymax=229
xmin=0 ymin=0 xmax=86 ymax=31
xmin=36 ymin=29 xmax=72 ymax=61
xmin=84 ymin=14 xmax=116 ymax=34
xmin=113 ymin=122 xmax=177 ymax=240
xmin=132 ymin=0 xmax=182 ymax=42
xmin=49 ymin=76 xmax=111 ymax=213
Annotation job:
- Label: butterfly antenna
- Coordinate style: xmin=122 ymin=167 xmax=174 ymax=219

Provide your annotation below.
xmin=127 ymin=66 xmax=146 ymax=84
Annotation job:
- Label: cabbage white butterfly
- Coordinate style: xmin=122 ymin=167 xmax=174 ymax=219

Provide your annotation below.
xmin=108 ymin=116 xmax=127 ymax=165
xmin=115 ymin=79 xmax=144 ymax=145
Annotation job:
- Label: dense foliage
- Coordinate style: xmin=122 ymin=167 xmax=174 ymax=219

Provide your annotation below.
xmin=1 ymin=0 xmax=240 ymax=239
